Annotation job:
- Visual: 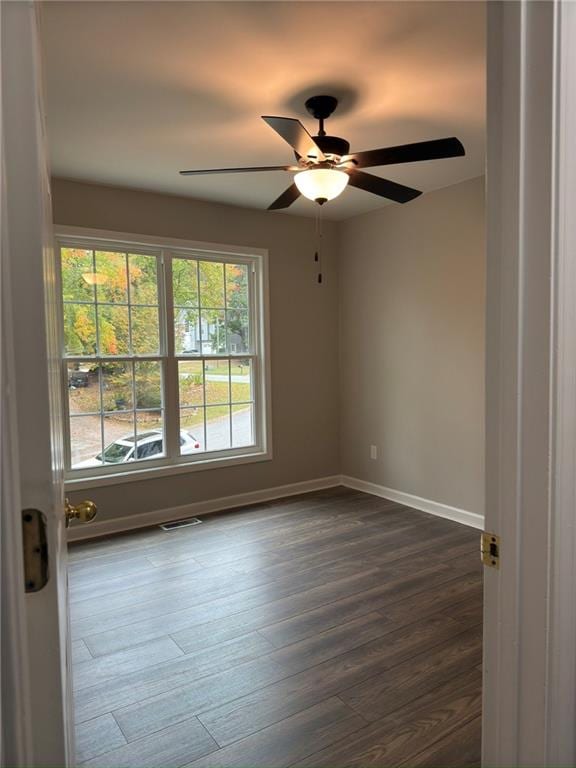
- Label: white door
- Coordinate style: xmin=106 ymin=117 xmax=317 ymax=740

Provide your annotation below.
xmin=1 ymin=3 xmax=94 ymax=765
xmin=483 ymin=1 xmax=576 ymax=766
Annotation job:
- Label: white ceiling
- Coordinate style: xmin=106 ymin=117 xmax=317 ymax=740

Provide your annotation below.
xmin=41 ymin=1 xmax=486 ymax=221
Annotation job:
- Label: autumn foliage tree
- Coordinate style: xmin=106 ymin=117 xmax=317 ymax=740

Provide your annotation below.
xmin=62 ymin=249 xmax=250 ymax=413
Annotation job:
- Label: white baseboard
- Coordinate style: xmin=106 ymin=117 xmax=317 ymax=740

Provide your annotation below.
xmin=68 ymin=472 xmax=483 ymax=542
xmin=340 ymin=475 xmax=484 ymax=530
xmin=67 ymin=475 xmax=342 ymax=542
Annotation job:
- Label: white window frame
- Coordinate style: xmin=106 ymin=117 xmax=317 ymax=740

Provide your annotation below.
xmin=56 ymin=226 xmax=272 ymax=490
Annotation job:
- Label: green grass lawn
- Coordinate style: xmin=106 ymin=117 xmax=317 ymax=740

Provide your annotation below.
xmin=179 ymin=360 xmax=250 ymax=377
xmin=180 ymin=380 xmax=250 ymax=406
xmin=70 ymin=379 xmax=250 ymax=421
xmin=229 ymin=363 xmax=249 ymax=376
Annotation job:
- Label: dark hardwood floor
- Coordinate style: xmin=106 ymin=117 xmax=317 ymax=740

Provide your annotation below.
xmin=68 ymin=486 xmax=483 ymax=768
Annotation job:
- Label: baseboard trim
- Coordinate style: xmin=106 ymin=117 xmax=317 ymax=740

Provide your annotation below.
xmin=68 ymin=472 xmax=483 ymax=541
xmin=66 ymin=475 xmax=342 ymax=542
xmin=340 ymin=475 xmax=484 ymax=530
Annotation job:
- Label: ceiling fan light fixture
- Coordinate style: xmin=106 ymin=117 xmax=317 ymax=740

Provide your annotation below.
xmin=81 ymin=272 xmax=108 ymax=286
xmin=181 ymin=98 xmax=464 ymax=210
xmin=294 ymin=168 xmax=349 ymax=204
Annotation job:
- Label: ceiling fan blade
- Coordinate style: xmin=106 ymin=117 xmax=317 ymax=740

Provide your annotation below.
xmin=180 ymin=165 xmax=295 ymax=176
xmin=345 ymin=137 xmax=465 ymax=169
xmin=267 ymin=183 xmax=301 ymax=211
xmin=348 ymin=170 xmax=422 ymax=203
xmin=262 ymin=116 xmax=326 ymax=162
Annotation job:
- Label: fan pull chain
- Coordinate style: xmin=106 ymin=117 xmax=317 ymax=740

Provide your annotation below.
xmin=314 ymin=206 xmax=323 ymax=284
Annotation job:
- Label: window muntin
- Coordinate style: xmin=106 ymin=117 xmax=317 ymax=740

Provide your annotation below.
xmin=177 ymin=357 xmax=254 ymax=454
xmin=172 ymin=259 xmax=250 ymax=356
xmin=59 ymin=240 xmax=265 ymax=478
xmin=61 ymin=249 xmax=161 ymax=358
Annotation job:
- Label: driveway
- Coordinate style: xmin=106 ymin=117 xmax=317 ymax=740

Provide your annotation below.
xmin=203 ymin=406 xmax=252 ymax=451
xmin=205 ymin=374 xmax=250 ymax=384
xmin=70 ymin=407 xmax=252 ymax=467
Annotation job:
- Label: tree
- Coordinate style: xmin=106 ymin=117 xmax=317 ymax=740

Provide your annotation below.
xmin=61 ymin=248 xmax=159 ymax=356
xmin=171 ymin=258 xmax=249 ymax=354
xmin=62 ymin=251 xmax=250 ymax=408
xmin=225 ymin=264 xmax=249 ymax=351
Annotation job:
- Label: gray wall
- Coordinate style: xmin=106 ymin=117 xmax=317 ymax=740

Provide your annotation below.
xmin=53 ymin=179 xmax=340 ymax=522
xmin=339 ymin=176 xmax=485 ymax=515
xmin=54 ymin=175 xmax=485 ymax=523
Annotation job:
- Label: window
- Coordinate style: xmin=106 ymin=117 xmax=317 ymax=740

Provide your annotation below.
xmin=58 ymin=233 xmax=270 ymax=483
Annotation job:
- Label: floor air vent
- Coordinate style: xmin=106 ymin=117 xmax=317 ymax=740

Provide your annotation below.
xmin=160 ymin=517 xmax=202 ymax=531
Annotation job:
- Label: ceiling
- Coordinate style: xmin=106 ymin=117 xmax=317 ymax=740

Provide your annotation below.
xmin=40 ymin=1 xmax=486 ymax=221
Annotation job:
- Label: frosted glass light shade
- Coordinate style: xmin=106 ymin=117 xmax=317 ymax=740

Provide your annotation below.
xmin=294 ymin=168 xmax=349 ymax=203
xmin=82 ymin=272 xmax=108 ymax=286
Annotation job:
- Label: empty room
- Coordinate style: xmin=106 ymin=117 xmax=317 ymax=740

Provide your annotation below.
xmin=7 ymin=1 xmax=573 ymax=767
xmin=44 ymin=3 xmax=486 ymax=764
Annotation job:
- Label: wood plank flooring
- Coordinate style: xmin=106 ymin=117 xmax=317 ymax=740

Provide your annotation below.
xmin=69 ymin=486 xmax=483 ymax=767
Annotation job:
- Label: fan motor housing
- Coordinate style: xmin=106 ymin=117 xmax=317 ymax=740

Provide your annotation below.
xmin=314 ymin=135 xmax=350 ymax=159
xmin=305 ymin=95 xmax=338 ymax=121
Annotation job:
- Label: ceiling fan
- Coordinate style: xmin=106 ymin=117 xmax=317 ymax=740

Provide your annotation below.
xmin=179 ymin=95 xmax=465 ymax=210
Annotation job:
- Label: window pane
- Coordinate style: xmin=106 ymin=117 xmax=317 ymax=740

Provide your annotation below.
xmin=95 ymin=251 xmax=128 ymax=304
xmin=63 ymin=303 xmax=97 ymax=356
xmin=98 ymin=305 xmax=129 ymax=356
xmin=174 ymin=307 xmax=200 ymax=354
xmin=199 ymin=261 xmax=225 ymax=309
xmin=178 ymin=361 xmax=204 ymax=406
xmin=172 ymin=258 xmax=198 ymax=307
xmin=226 ymin=310 xmax=250 ymax=354
xmin=231 ymin=359 xmax=252 ymax=403
xmin=201 ymin=309 xmax=226 ymax=354
xmin=129 ymin=254 xmax=158 ymax=305
xmin=70 ymin=415 xmax=102 ymax=468
xmin=205 ymin=359 xmax=230 ymax=404
xmin=135 ymin=411 xmax=164 ymax=461
xmin=135 ymin=361 xmax=162 ymax=409
xmin=131 ymin=306 xmax=160 ymax=355
xmin=180 ymin=430 xmax=203 ymax=455
xmin=232 ymin=404 xmax=254 ymax=447
xmin=102 ymin=416 xmax=135 ymax=465
xmin=61 ymin=248 xmax=95 ymax=302
xmin=68 ymin=364 xmax=101 ymax=414
xmin=102 ymin=362 xmax=133 ymax=412
xmin=180 ymin=409 xmax=205 ymax=453
xmin=61 ymin=241 xmax=262 ymax=475
xmin=206 ymin=405 xmax=231 ymax=451
xmin=226 ymin=263 xmax=249 ymax=309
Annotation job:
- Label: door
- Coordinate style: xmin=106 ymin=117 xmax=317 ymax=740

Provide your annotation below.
xmin=1 ymin=3 xmax=75 ymax=765
xmin=483 ymin=1 xmax=576 ymax=765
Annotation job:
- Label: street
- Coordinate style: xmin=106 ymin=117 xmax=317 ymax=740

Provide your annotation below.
xmin=70 ymin=407 xmax=252 ymax=467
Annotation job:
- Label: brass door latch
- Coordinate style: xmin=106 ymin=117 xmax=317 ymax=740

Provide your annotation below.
xmin=481 ymin=532 xmax=500 ymax=569
xmin=65 ymin=498 xmax=97 ymax=528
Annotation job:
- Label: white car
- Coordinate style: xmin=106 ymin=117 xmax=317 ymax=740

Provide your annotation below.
xmin=74 ymin=429 xmax=201 ymax=468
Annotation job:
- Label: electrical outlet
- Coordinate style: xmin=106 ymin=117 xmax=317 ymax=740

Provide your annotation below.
xmin=370 ymin=445 xmax=378 ymax=460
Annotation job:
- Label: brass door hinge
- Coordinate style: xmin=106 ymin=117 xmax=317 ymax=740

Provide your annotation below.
xmin=22 ymin=509 xmax=49 ymax=592
xmin=481 ymin=532 xmax=500 ymax=569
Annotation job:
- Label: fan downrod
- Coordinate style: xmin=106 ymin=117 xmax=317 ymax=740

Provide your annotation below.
xmin=305 ymin=95 xmax=338 ymax=137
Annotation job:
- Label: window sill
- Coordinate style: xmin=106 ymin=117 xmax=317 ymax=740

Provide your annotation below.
xmin=64 ymin=449 xmax=272 ymax=491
